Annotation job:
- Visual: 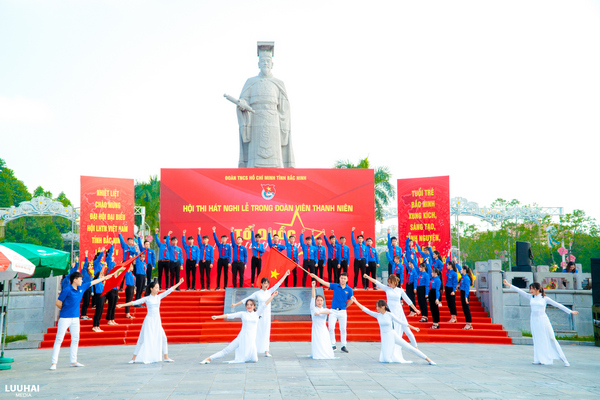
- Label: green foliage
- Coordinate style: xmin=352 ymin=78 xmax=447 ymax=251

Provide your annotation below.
xmin=135 ymin=175 xmax=160 ymax=229
xmin=334 ymin=157 xmax=396 ymax=223
xmin=5 ymin=334 xmax=27 ymax=343
xmin=0 ymin=159 xmax=74 ymax=252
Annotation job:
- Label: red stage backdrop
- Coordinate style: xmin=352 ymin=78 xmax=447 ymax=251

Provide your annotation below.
xmin=397 ymin=176 xmax=451 ymax=258
xmin=160 ymin=168 xmax=375 ymax=288
xmin=80 ymin=176 xmax=135 ymax=259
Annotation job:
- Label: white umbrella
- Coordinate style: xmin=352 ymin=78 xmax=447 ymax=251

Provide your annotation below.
xmin=0 ymin=245 xmax=36 ymax=281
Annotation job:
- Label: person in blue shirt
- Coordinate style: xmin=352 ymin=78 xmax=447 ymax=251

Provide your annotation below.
xmin=250 ymin=225 xmax=265 ymax=287
xmin=80 ymin=251 xmax=96 ymax=321
xmin=428 ymin=268 xmax=442 ymax=329
xmin=313 ymin=234 xmax=327 ymax=283
xmin=105 ymin=246 xmax=120 ymax=327
xmin=351 ymin=228 xmax=368 ymax=290
xmin=364 ymin=237 xmax=379 ymax=290
xmin=167 ymin=236 xmax=183 ymax=290
xmin=136 ymin=233 xmax=155 ymax=301
xmin=405 ymin=235 xmax=419 ymax=274
xmin=154 ymin=228 xmax=172 ymax=290
xmin=197 ymin=227 xmax=215 ymax=290
xmin=386 ymin=228 xmax=403 ymax=279
xmin=415 ymin=262 xmax=430 ymax=322
xmin=459 ymin=265 xmax=474 ymax=330
xmin=182 ymin=230 xmax=200 ymax=290
xmin=267 ymin=228 xmax=287 ymax=253
xmin=213 ymin=227 xmax=232 ymax=290
xmin=324 ymin=230 xmax=337 ymax=284
xmin=333 ymin=233 xmax=350 ymax=284
xmin=431 ymin=250 xmax=444 ymax=281
xmin=386 ymin=253 xmax=404 ymax=285
xmin=123 ymin=264 xmax=136 ymax=319
xmin=563 ymin=261 xmax=578 ymax=273
xmin=445 ymin=258 xmax=459 ymax=323
xmin=50 ymin=269 xmax=115 ymax=370
xmin=300 ymin=230 xmax=317 ymax=287
xmin=283 ymin=229 xmax=299 ymax=287
xmin=92 ymin=254 xmax=108 ymax=332
xmin=310 ymin=271 xmax=353 ymax=353
xmin=405 ymin=259 xmax=418 ymax=314
xmin=231 ymin=227 xmax=248 ymax=288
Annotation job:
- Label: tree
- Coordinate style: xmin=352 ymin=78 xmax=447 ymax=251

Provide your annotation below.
xmin=135 ymin=175 xmax=160 ymax=229
xmin=334 ymin=157 xmax=395 ymax=223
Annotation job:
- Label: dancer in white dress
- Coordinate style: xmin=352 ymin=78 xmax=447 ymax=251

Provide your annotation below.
xmin=352 ymin=297 xmax=435 ymax=365
xmin=363 ymin=273 xmax=421 ymax=363
xmin=200 ymin=291 xmax=279 ymax=364
xmin=503 ymin=279 xmax=578 ymax=366
xmin=310 ymin=281 xmax=336 ymax=359
xmin=231 ymin=269 xmax=290 ymax=357
xmin=118 ymin=278 xmax=184 ymax=364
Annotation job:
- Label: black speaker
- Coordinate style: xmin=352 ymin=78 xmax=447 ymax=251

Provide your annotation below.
xmin=512 ymin=265 xmax=532 ymax=272
xmin=592 ymin=258 xmax=600 ymax=305
xmin=516 ymin=241 xmax=532 ymax=266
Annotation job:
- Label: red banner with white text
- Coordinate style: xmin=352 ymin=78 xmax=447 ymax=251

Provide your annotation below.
xmin=397 ymin=176 xmax=451 ymax=262
xmin=160 ymin=168 xmax=375 ymax=288
xmin=80 ymin=176 xmax=135 ymax=260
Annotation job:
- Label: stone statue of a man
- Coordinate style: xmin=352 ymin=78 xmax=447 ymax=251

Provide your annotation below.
xmin=236 ymin=42 xmax=295 ymax=168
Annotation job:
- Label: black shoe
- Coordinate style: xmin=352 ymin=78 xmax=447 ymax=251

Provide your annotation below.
xmin=332 ymin=345 xmax=337 ymax=351
xmin=134 ymin=305 xmax=142 ymax=308
xmin=340 ymin=346 xmax=348 ymax=353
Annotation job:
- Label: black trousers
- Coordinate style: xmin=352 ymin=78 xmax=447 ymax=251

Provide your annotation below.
xmin=366 ymin=261 xmax=377 ymax=288
xmin=216 ymin=258 xmax=229 ymax=288
xmin=445 ymin=286 xmax=457 ymax=315
xmin=80 ymin=287 xmax=92 ymax=317
xmin=406 ymin=283 xmax=416 ymax=305
xmin=302 ymin=260 xmax=316 ymax=287
xmin=285 ymin=260 xmax=298 ymax=287
xmin=106 ymin=289 xmax=118 ymax=321
xmin=353 ymin=259 xmax=367 ymax=289
xmin=157 ymin=260 xmax=170 ymax=289
xmin=338 ymin=260 xmax=348 ymax=283
xmin=185 ymin=259 xmax=197 ymax=289
xmin=316 ymin=259 xmax=324 ymax=280
xmin=251 ymin=256 xmax=262 ymax=285
xmin=146 ymin=263 xmax=153 ymax=283
xmin=170 ymin=261 xmax=181 ymax=288
xmin=416 ymin=286 xmax=428 ymax=318
xmin=327 ymin=258 xmax=337 ymax=283
xmin=198 ymin=260 xmax=211 ymax=289
xmin=232 ymin=261 xmax=245 ymax=287
xmin=428 ymin=290 xmax=440 ymax=323
xmin=461 ymin=289 xmax=472 ymax=323
xmin=125 ymin=285 xmax=134 ymax=313
xmin=135 ymin=274 xmax=146 ymax=301
xmin=93 ymin=294 xmax=105 ymax=327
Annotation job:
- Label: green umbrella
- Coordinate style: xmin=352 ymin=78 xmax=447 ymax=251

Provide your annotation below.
xmin=0 ymin=243 xmax=70 ymax=278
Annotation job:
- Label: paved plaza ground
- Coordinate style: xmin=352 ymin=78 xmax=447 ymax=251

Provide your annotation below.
xmin=1 ymin=342 xmax=599 ymax=400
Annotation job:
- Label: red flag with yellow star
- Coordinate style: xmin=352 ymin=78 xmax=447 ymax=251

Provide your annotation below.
xmin=255 ymin=248 xmax=298 ymax=288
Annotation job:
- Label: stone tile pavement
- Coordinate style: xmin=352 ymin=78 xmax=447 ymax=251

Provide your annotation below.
xmin=1 ymin=342 xmax=599 ymax=399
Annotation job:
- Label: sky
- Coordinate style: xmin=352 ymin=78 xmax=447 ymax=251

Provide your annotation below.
xmin=1 ymin=0 xmax=599 ymax=224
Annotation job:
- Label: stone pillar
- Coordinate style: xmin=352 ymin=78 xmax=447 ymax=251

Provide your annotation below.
xmin=43 ymin=276 xmax=59 ymax=330
xmin=488 ymin=259 xmax=504 ymax=326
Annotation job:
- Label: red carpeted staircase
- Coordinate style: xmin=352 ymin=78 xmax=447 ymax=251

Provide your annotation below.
xmin=40 ymin=288 xmax=510 ymax=348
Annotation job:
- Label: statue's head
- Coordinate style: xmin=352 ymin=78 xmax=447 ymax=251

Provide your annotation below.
xmin=257 ymin=42 xmax=275 ymax=76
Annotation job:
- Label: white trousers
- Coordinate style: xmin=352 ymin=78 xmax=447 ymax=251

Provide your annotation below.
xmin=210 ymin=337 xmax=239 ymax=360
xmin=328 ymin=310 xmax=347 ymax=347
xmin=51 ymin=317 xmax=80 ymax=364
xmin=392 ymin=331 xmax=427 ymax=361
xmin=401 ymin=324 xmax=418 ymax=348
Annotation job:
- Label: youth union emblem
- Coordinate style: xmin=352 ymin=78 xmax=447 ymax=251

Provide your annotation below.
xmin=261 ymin=184 xmax=276 ymax=200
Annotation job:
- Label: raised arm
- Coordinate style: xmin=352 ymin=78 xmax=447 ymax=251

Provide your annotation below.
xmin=545 ymin=297 xmax=578 ymax=315
xmin=310 ymin=272 xmax=330 ymax=288
xmin=158 ymin=278 xmax=184 ymax=299
xmin=503 ymin=279 xmax=532 ymax=300
xmin=352 ymin=297 xmax=379 ymax=318
xmin=269 ymin=270 xmax=290 ymax=293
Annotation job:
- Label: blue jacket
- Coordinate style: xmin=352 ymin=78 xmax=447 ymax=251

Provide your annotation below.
xmin=155 ymin=233 xmax=170 ymax=262
xmin=251 ymin=230 xmax=265 ymax=258
xmin=460 ymin=274 xmax=471 ymax=292
xmin=445 ymin=268 xmax=458 ymax=291
xmin=267 ymin=232 xmax=287 ymax=253
xmin=386 ymin=252 xmax=404 ymax=282
xmin=407 ymin=266 xmax=418 ymax=284
xmin=230 ymin=232 xmax=247 ymax=263
xmin=387 ymin=233 xmax=403 ymax=260
xmin=300 ymin=233 xmax=317 ymax=262
xmin=430 ymin=276 xmax=442 ymax=301
xmin=137 ymin=237 xmax=155 ymax=267
xmin=213 ymin=232 xmax=232 ymax=261
xmin=182 ymin=236 xmax=200 ymax=263
xmin=119 ymin=233 xmax=139 ymax=262
xmin=351 ymin=231 xmax=367 ymax=260
xmin=365 ymin=245 xmax=379 ymax=263
xmin=431 ymin=258 xmax=444 ymax=276
xmin=325 ymin=237 xmax=336 ymax=260
xmin=416 ymin=243 xmax=433 ymax=267
xmin=405 ymin=238 xmax=418 ymax=270
xmin=197 ymin=236 xmax=214 ymax=263
xmin=334 ymin=237 xmax=350 ymax=263
xmin=415 ymin=270 xmax=430 ymax=295
xmin=125 ymin=270 xmax=136 ymax=286
xmin=283 ymin=233 xmax=299 ymax=261
xmin=165 ymin=237 xmax=179 ymax=262
xmin=311 ymin=234 xmax=327 ymax=261
xmin=174 ymin=246 xmax=183 ymax=264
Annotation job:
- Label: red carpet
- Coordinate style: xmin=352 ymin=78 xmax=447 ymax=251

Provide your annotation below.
xmin=40 ymin=288 xmax=511 ymax=348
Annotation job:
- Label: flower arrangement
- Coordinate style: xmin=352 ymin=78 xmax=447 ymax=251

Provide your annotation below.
xmin=545 ymin=281 xmax=558 ymax=289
